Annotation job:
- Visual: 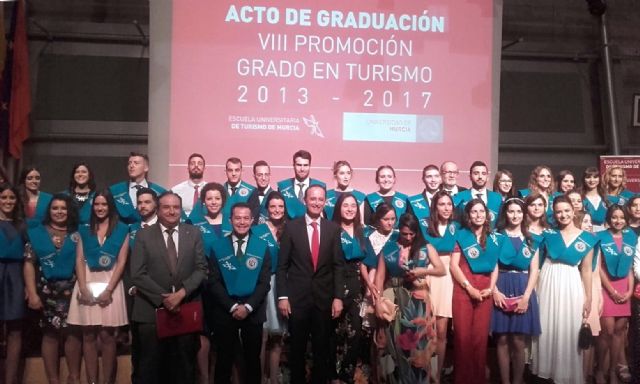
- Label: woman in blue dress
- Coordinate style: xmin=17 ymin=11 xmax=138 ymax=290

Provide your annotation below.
xmin=364 ymin=165 xmax=409 ymax=228
xmin=532 ymin=195 xmax=596 ymax=384
xmin=23 ymin=194 xmax=82 ymax=384
xmin=0 ymin=183 xmax=27 ymax=384
xmin=18 ymin=166 xmax=53 ymax=226
xmin=324 ymin=160 xmax=366 ymax=221
xmin=581 ymin=166 xmax=608 ymax=230
xmin=603 ymin=166 xmax=636 ymax=206
xmin=252 ymin=191 xmax=287 ymax=384
xmin=491 ymin=198 xmax=542 ymax=384
xmin=64 ymin=162 xmax=96 ymax=225
xmin=375 ymin=213 xmax=444 ymax=383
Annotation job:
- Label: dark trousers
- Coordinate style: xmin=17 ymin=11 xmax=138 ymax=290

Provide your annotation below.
xmin=213 ymin=319 xmax=263 ymax=384
xmin=289 ymin=306 xmax=333 ymax=384
xmin=132 ymin=322 xmax=199 ymax=384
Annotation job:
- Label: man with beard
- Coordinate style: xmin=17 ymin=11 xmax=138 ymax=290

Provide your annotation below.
xmin=277 ymin=149 xmax=325 ymax=220
xmin=452 ymin=160 xmax=503 ymax=227
xmin=172 ymin=153 xmax=207 ymax=217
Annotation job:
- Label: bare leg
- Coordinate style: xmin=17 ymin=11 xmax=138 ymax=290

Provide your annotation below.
xmin=64 ymin=327 xmax=82 ymax=384
xmin=197 ymin=335 xmax=210 ymax=384
xmin=596 ymin=317 xmax=614 ymax=384
xmin=4 ymin=321 xmax=22 ymax=384
xmin=495 ymin=334 xmax=510 ymax=384
xmin=609 ymin=318 xmax=629 ymax=384
xmin=41 ymin=330 xmax=61 ymax=384
xmin=269 ymin=336 xmax=283 ymax=384
xmin=261 ymin=331 xmax=268 ymax=382
xmin=433 ymin=316 xmax=448 ymax=383
xmin=100 ymin=327 xmax=117 ymax=384
xmin=510 ymin=335 xmax=526 ymax=384
xmin=83 ymin=327 xmax=99 ymax=383
xmin=583 ymin=345 xmax=595 ymax=382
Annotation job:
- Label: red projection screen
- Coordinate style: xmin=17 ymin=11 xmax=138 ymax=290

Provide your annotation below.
xmin=149 ymin=1 xmax=502 ymax=193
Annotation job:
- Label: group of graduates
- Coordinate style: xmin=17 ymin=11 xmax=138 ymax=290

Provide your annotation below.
xmin=0 ymin=149 xmax=640 ymax=384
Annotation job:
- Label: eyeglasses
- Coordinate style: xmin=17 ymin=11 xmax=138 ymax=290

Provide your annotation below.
xmin=442 ymin=171 xmax=458 ymax=175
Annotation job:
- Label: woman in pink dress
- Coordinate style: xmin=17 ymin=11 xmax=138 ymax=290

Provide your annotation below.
xmin=594 ymin=204 xmax=636 ymax=384
xmin=67 ymin=189 xmax=129 ymax=384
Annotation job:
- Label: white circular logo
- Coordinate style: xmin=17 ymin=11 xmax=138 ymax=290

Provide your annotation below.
xmin=522 ymin=247 xmax=532 ymax=258
xmin=468 ymin=247 xmax=480 ymax=259
xmin=99 ymin=255 xmax=112 ymax=267
xmin=395 ymin=199 xmax=405 ymax=209
xmin=574 ymin=241 xmax=586 ymax=252
xmin=623 ymin=245 xmax=634 ymax=257
xmin=239 ymin=188 xmax=249 ymax=197
xmin=419 ymin=250 xmax=427 ymax=260
xmin=449 ymin=224 xmax=456 ymax=235
xmin=70 ymin=232 xmax=80 ymax=243
xmin=489 ymin=211 xmax=496 ymax=221
xmin=246 ymin=257 xmax=259 ymax=270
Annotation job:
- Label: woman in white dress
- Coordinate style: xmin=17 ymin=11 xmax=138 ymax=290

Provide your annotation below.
xmin=532 ymin=195 xmax=596 ymax=384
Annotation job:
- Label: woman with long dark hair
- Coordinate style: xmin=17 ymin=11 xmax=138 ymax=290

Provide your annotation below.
xmin=532 ymin=195 xmax=596 ymax=383
xmin=594 ymin=205 xmax=636 ymax=384
xmin=450 ymin=199 xmax=501 ymax=384
xmin=252 ymin=191 xmax=288 ymax=384
xmin=331 ymin=192 xmax=377 ymax=383
xmin=0 ymin=182 xmax=26 ymax=384
xmin=18 ymin=166 xmax=53 ymax=226
xmin=24 ymin=194 xmax=82 ymax=384
xmin=375 ymin=213 xmax=444 ymax=383
xmin=65 ymin=162 xmax=97 ymax=225
xmin=423 ymin=190 xmax=458 ymax=383
xmin=67 ymin=189 xmax=129 ymax=384
xmin=492 ymin=198 xmax=542 ymax=384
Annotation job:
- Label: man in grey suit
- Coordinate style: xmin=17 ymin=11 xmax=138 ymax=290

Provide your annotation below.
xmin=130 ymin=191 xmax=207 ymax=384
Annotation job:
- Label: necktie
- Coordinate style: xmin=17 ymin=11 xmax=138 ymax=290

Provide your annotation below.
xmin=193 ymin=185 xmax=200 ymax=206
xmin=133 ymin=184 xmax=142 ymax=190
xmin=143 ymin=223 xmax=149 ymax=228
xmin=297 ymin=183 xmax=305 ymax=202
xmin=165 ymin=228 xmax=178 ymax=274
xmin=236 ymin=238 xmax=245 ymax=258
xmin=230 ymin=186 xmax=237 ymax=196
xmin=475 ymin=193 xmax=482 ymax=200
xmin=310 ymin=221 xmax=319 ymax=271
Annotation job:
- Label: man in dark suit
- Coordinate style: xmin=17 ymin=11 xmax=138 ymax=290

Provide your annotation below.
xmin=277 ymin=185 xmax=346 ymax=383
xmin=130 ymin=191 xmax=207 ymax=384
xmin=247 ymin=160 xmax=273 ymax=225
xmin=208 ymin=202 xmax=271 ymax=384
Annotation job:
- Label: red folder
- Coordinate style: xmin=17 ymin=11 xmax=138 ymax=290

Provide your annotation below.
xmin=155 ymin=301 xmax=203 ymax=339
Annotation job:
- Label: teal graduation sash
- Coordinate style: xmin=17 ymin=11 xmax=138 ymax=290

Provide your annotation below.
xmin=542 ymin=228 xmax=597 ymax=266
xmin=27 ymin=225 xmax=78 ymax=280
xmin=365 ymin=192 xmax=409 ymax=227
xmin=340 ymin=230 xmax=374 ymax=263
xmin=453 ymin=190 xmax=503 ymax=227
xmin=81 ymin=222 xmax=129 ymax=270
xmin=222 ymin=181 xmax=255 ymax=219
xmin=27 ymin=191 xmax=53 ymax=227
xmin=251 ymin=223 xmax=280 ymax=273
xmin=608 ymin=189 xmax=635 ymax=206
xmin=128 ymin=222 xmax=142 ymax=250
xmin=584 ymin=196 xmax=607 ymax=225
xmin=408 ymin=193 xmax=431 ymax=222
xmin=0 ymin=225 xmax=24 ymax=261
xmin=596 ymin=229 xmax=637 ymax=279
xmin=498 ymin=231 xmax=542 ymax=270
xmin=192 ymin=221 xmax=228 ymax=259
xmin=213 ymin=234 xmax=268 ymax=297
xmin=422 ymin=222 xmax=458 ymax=254
xmin=456 ymin=228 xmax=502 ymax=274
xmin=277 ymin=178 xmax=326 ymax=219
xmin=110 ymin=181 xmax=166 ymax=224
xmin=381 ymin=240 xmax=429 ymax=278
xmin=324 ymin=189 xmax=365 ymax=220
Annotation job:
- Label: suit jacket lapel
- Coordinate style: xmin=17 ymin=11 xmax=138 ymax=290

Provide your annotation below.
xmin=154 ymin=224 xmax=175 ymax=275
xmin=298 ymin=218 xmax=314 ymax=272
xmin=176 ymin=225 xmax=189 ymax=273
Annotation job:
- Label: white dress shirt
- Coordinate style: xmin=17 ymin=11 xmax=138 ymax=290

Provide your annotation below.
xmin=295 ymin=178 xmax=310 ymax=199
xmin=229 ymin=234 xmax=253 ymax=313
xmin=171 ymin=179 xmax=207 ymax=215
xmin=470 ymin=188 xmax=488 ymax=204
xmin=128 ymin=179 xmax=149 ymax=207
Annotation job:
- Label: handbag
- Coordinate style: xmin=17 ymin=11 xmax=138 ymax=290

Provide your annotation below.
xmin=578 ymin=323 xmax=593 ymax=350
xmin=374 ymin=288 xmax=398 ymax=322
xmin=502 ymin=296 xmax=523 ymax=312
xmin=634 ymin=282 xmax=640 ymax=300
xmin=156 ymin=301 xmax=203 ymax=339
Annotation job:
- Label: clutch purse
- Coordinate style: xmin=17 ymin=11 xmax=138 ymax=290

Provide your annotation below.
xmin=88 ymin=282 xmax=109 ymax=298
xmin=578 ymin=323 xmax=593 ymax=350
xmin=156 ymin=301 xmax=203 ymax=339
xmin=503 ymin=296 xmax=523 ymax=312
xmin=634 ymin=282 xmax=640 ymax=300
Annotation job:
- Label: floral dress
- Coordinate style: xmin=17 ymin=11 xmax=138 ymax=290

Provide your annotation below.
xmin=378 ymin=242 xmax=436 ymax=383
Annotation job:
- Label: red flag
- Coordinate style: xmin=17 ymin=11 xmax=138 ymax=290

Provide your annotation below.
xmin=8 ymin=0 xmax=30 ymax=159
